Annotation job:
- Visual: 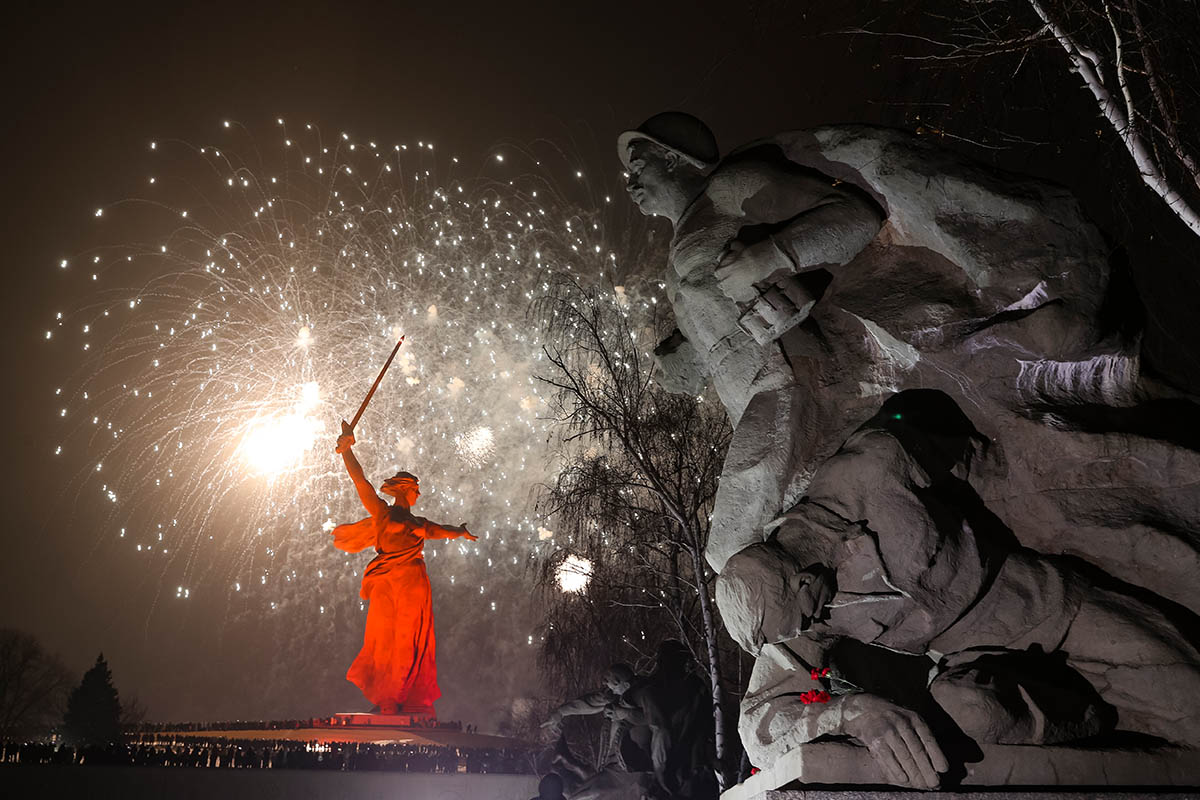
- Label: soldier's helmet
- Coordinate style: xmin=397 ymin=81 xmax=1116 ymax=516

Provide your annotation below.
xmin=618 ymin=112 xmax=718 ymax=170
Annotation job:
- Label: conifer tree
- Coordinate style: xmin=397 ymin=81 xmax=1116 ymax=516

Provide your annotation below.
xmin=62 ymin=653 xmax=122 ymax=745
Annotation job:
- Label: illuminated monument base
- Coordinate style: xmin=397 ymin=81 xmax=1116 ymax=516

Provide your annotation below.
xmin=329 ymin=709 xmax=436 ymax=728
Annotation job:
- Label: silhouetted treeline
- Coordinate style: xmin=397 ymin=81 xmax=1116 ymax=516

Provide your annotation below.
xmin=0 ymin=630 xmax=72 ymax=739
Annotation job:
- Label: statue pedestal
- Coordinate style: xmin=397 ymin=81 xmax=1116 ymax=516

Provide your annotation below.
xmin=721 ymin=742 xmax=1200 ymax=800
xmin=328 ymin=709 xmax=435 ymax=728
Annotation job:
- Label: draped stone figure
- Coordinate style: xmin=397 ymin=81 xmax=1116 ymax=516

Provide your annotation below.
xmin=717 ymin=391 xmax=1200 ymax=788
xmin=332 ymin=429 xmax=477 ymax=715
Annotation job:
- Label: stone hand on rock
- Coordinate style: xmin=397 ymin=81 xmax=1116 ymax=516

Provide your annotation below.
xmin=839 ymin=694 xmax=948 ymax=790
xmin=458 ymin=528 xmax=479 ymax=541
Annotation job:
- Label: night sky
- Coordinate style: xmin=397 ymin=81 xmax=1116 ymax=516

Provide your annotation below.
xmin=2 ymin=0 xmax=1197 ymax=729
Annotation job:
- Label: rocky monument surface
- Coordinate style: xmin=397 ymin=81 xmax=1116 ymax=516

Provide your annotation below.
xmin=617 ymin=113 xmax=1200 ymax=795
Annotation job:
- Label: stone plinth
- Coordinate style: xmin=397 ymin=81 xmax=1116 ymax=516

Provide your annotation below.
xmin=721 ymin=742 xmax=1200 ymax=800
xmin=735 ymin=794 xmax=1197 ymax=800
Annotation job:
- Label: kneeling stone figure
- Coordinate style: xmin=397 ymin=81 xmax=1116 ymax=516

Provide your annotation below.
xmin=717 ymin=390 xmax=1200 ymax=789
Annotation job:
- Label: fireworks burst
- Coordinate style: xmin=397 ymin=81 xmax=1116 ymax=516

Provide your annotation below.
xmin=454 ymin=425 xmax=496 ymax=467
xmin=555 ymin=554 xmax=593 ymax=594
xmin=49 ymin=120 xmax=628 ymax=634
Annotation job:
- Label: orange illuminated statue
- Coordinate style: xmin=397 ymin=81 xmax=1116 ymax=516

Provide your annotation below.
xmin=332 ymin=428 xmax=477 ymax=716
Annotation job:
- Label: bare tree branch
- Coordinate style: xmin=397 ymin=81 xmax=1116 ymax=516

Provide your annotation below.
xmin=1026 ymin=0 xmax=1200 ymax=234
xmin=531 ymin=276 xmax=739 ymax=785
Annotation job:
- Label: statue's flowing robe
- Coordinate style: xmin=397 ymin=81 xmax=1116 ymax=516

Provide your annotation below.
xmin=332 ymin=506 xmax=441 ymax=712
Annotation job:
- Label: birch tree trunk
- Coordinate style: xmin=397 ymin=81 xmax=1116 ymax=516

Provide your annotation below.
xmin=691 ymin=540 xmax=729 ymax=791
xmin=1026 ymin=0 xmax=1200 ymax=237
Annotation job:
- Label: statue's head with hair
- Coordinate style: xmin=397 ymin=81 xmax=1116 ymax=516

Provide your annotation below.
xmin=380 ymin=471 xmax=419 ymax=502
xmin=604 ymin=662 xmax=635 ymax=695
xmin=716 ymin=541 xmax=836 ymax=656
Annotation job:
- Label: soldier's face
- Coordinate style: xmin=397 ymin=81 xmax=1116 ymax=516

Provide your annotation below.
xmin=605 ymin=675 xmax=631 ymax=695
xmin=762 ymin=566 xmax=837 ymax=644
xmin=625 ymin=141 xmax=676 ymax=217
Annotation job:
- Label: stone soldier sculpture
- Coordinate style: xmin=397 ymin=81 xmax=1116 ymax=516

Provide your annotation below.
xmin=619 ymin=112 xmax=1200 ymax=789
xmin=543 ymin=643 xmax=715 ymax=799
xmin=716 ymin=390 xmax=1200 ymax=788
xmin=618 ymin=112 xmax=1200 ymax=613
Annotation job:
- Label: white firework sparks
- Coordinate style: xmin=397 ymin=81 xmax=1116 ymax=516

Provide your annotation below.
xmin=556 ymin=554 xmax=593 ymax=594
xmin=46 ymin=119 xmax=666 ymax=722
xmin=49 ymin=120 xmax=623 ymax=606
xmin=454 ymin=425 xmax=495 ymax=467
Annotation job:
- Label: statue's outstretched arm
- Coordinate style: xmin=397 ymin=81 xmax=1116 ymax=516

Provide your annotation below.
xmin=422 ymin=520 xmax=477 ymax=541
xmin=541 ymin=690 xmax=612 ymax=727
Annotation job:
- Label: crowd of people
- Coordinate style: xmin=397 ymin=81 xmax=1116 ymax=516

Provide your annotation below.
xmin=129 ymin=717 xmax=469 ymax=733
xmin=0 ymin=738 xmax=534 ymax=773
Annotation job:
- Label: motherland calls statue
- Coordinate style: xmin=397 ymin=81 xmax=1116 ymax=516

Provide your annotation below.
xmin=331 ymin=429 xmax=477 ymax=716
xmin=618 ymin=113 xmax=1200 ymax=788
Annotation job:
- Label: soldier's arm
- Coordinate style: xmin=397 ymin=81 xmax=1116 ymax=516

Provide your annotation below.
xmin=715 ymin=167 xmax=884 ymax=344
xmin=547 ymin=690 xmax=614 ymax=724
xmin=740 ymin=637 xmax=841 ymax=763
xmin=717 ymin=169 xmax=885 ymax=304
xmin=742 ymin=632 xmax=947 ymax=789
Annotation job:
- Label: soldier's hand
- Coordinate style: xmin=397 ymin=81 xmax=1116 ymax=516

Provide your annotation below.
xmin=715 ymin=237 xmax=791 ymax=304
xmin=459 ymin=529 xmax=478 ymax=541
xmin=736 ymin=277 xmax=817 ymax=345
xmin=335 ymin=432 xmax=356 ymax=454
xmin=717 ymin=239 xmax=748 ymax=268
xmin=840 ymin=694 xmax=948 ymax=789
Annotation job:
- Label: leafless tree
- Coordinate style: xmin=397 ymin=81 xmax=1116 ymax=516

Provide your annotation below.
xmin=1023 ymin=0 xmax=1200 ymax=235
xmin=848 ymin=0 xmax=1200 ymax=238
xmin=0 ymin=629 xmax=73 ymax=739
xmin=120 ymin=693 xmax=148 ymax=729
xmin=534 ymin=277 xmax=740 ymax=788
